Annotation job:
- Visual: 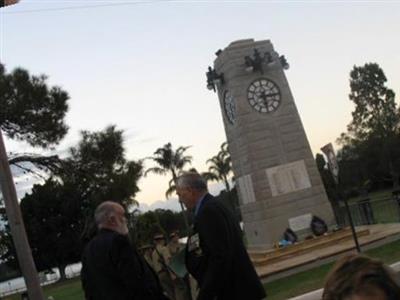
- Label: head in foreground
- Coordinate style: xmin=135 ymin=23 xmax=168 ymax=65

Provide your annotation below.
xmin=322 ymin=254 xmax=400 ymax=300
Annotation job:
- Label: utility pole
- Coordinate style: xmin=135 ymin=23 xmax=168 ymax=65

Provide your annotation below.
xmin=1 ymin=1 xmax=44 ymax=298
xmin=0 ymin=131 xmax=45 ymax=299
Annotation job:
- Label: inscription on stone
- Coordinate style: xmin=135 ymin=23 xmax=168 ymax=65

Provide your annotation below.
xmin=289 ymin=213 xmax=312 ymax=231
xmin=266 ymin=160 xmax=311 ymax=196
xmin=238 ymin=174 xmax=256 ymax=204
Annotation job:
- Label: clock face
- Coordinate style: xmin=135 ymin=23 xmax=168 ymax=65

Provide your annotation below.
xmin=247 ymin=78 xmax=281 ymax=113
xmin=223 ymin=91 xmax=236 ymax=124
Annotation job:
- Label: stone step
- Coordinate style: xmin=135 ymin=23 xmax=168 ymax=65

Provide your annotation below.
xmin=249 ymin=227 xmax=370 ymax=267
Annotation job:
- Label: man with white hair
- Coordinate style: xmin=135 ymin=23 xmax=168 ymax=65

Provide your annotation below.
xmin=81 ymin=201 xmax=168 ymax=300
xmin=176 ymin=172 xmax=266 ymax=300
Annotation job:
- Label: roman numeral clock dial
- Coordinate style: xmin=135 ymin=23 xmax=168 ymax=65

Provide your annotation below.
xmin=247 ymin=78 xmax=281 ymax=113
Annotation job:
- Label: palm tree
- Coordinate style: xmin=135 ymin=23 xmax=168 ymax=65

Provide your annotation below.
xmin=165 ymin=167 xmax=199 ymax=199
xmin=145 ymin=143 xmax=192 ymax=229
xmin=203 ymin=142 xmax=233 ymax=192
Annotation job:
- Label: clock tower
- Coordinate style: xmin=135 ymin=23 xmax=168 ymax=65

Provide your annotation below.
xmin=208 ymin=39 xmax=335 ymax=249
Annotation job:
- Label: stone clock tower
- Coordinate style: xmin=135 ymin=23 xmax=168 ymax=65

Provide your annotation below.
xmin=208 ymin=39 xmax=335 ymax=249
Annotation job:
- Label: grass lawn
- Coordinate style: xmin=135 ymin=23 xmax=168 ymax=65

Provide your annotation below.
xmin=264 ymin=262 xmax=334 ymax=300
xmin=5 ymin=238 xmax=400 ymax=300
xmin=264 ymin=238 xmax=400 ymax=300
xmin=4 ymin=278 xmax=84 ymax=300
xmin=348 ymin=189 xmax=393 ymax=203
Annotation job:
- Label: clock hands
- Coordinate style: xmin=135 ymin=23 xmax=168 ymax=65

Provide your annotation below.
xmin=255 ymin=90 xmax=279 ymax=109
xmin=248 ymin=79 xmax=281 ymax=113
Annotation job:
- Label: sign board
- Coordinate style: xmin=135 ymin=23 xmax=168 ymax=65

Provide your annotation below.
xmin=289 ymin=213 xmax=312 ymax=231
xmin=321 ymin=143 xmax=339 ymax=184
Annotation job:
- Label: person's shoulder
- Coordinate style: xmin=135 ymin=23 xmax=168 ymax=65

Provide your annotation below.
xmin=83 ymin=229 xmax=125 ymax=256
xmin=201 ymin=193 xmax=216 ymax=207
xmin=97 ymin=228 xmax=121 ymax=238
xmin=111 ymin=232 xmax=131 ymax=246
xmin=198 ymin=194 xmax=224 ymax=218
xmin=199 ymin=195 xmax=235 ymax=224
xmin=202 ymin=194 xmax=223 ymax=210
xmin=96 ymin=229 xmax=129 ymax=246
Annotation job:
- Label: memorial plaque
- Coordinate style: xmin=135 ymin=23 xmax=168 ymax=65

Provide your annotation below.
xmin=266 ymin=160 xmax=312 ymax=196
xmin=289 ymin=213 xmax=312 ymax=231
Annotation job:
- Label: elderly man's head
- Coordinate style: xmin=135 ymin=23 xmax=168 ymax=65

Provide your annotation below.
xmin=94 ymin=201 xmax=128 ymax=235
xmin=175 ymin=172 xmax=208 ymax=210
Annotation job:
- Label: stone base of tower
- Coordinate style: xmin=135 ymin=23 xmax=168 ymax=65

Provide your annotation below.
xmin=240 ymin=185 xmax=336 ymax=249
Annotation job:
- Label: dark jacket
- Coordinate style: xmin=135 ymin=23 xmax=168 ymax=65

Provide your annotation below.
xmin=81 ymin=228 xmax=166 ymax=300
xmin=185 ymin=194 xmax=266 ymax=300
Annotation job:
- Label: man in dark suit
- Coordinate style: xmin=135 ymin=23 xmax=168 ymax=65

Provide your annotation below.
xmin=176 ymin=172 xmax=266 ymax=300
xmin=81 ymin=201 xmax=167 ymax=300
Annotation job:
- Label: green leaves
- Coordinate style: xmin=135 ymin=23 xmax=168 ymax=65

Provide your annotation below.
xmin=5 ymin=126 xmax=144 ymax=275
xmin=0 ymin=63 xmax=69 ymax=148
xmin=347 ymin=63 xmax=398 ymax=141
xmin=337 ymin=62 xmax=400 ymax=193
xmin=204 ymin=142 xmax=232 ymax=192
xmin=62 ymin=126 xmax=143 ymax=209
xmin=145 ymin=142 xmax=192 ymax=197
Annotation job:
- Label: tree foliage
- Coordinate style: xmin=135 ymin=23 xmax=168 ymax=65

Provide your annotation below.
xmin=0 ymin=210 xmax=16 ymax=266
xmin=0 ymin=63 xmax=69 ymax=148
xmin=145 ymin=142 xmax=193 ymax=230
xmin=0 ymin=63 xmax=69 ymax=178
xmin=145 ymin=142 xmax=192 ymax=198
xmin=59 ymin=126 xmax=143 ymax=241
xmin=132 ymin=209 xmax=187 ymax=245
xmin=202 ymin=142 xmax=232 ymax=192
xmin=343 ymin=63 xmax=399 ymax=142
xmin=64 ymin=126 xmax=142 ymax=208
xmin=20 ymin=179 xmax=82 ymax=278
xmin=337 ymin=63 xmax=400 ymax=192
xmin=3 ymin=126 xmax=143 ymax=279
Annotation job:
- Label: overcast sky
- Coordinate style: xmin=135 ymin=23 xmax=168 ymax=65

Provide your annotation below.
xmin=1 ymin=0 xmax=400 ymax=208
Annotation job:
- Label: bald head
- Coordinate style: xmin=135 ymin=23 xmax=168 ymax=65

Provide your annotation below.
xmin=95 ymin=201 xmax=128 ymax=235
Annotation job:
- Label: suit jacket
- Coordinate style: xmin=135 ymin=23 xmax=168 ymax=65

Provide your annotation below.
xmin=185 ymin=193 xmax=266 ymax=300
xmin=81 ymin=228 xmax=166 ymax=300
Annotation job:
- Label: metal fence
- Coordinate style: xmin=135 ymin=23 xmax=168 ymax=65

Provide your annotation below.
xmin=339 ymin=195 xmax=400 ymax=227
xmin=0 ymin=263 xmax=81 ymax=298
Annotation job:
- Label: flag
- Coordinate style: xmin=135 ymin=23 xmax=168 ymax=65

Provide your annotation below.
xmin=321 ymin=143 xmax=339 ymax=184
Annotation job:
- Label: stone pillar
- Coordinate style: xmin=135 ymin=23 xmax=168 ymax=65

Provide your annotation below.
xmin=212 ymin=39 xmax=335 ymax=249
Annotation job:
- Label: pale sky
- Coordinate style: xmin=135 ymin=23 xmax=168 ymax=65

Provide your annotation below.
xmin=1 ymin=0 xmax=400 ymax=208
